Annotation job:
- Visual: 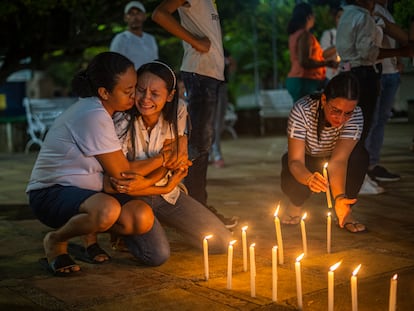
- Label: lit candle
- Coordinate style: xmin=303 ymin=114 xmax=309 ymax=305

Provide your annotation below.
xmin=272 ymin=246 xmax=278 ymax=302
xmin=249 ymin=243 xmax=256 ymax=297
xmin=273 ymin=204 xmax=284 ymax=264
xmin=242 ymin=226 xmax=248 ymax=272
xmin=323 ymin=162 xmax=332 ymax=208
xmin=351 ymin=264 xmax=361 ymax=311
xmin=295 ymin=253 xmax=304 ymax=310
xmin=327 ymin=212 xmax=332 ymax=254
xmin=389 ymin=274 xmax=398 ymax=311
xmin=300 ymin=212 xmax=308 ymax=256
xmin=328 ymin=261 xmax=342 ymax=311
xmin=203 ymin=235 xmax=212 ymax=280
xmin=227 ymin=240 xmax=237 ymax=289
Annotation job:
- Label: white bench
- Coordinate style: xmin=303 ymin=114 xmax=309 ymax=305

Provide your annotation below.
xmin=259 ymin=89 xmax=293 ymax=135
xmin=23 ymin=97 xmax=77 ymax=153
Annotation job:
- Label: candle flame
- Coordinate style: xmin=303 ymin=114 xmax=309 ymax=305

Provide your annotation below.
xmin=229 ymin=240 xmax=237 ymax=246
xmin=324 ymin=162 xmax=328 ymax=169
xmin=274 ymin=203 xmax=280 ymax=217
xmin=330 ymin=260 xmax=342 ymax=271
xmin=296 ymin=253 xmax=305 ymax=262
xmin=352 ymin=264 xmax=361 ymax=276
xmin=204 ymin=234 xmax=213 ymax=240
xmin=242 ymin=225 xmax=248 ymax=231
xmin=250 ymin=243 xmax=256 ymax=248
xmin=392 ymin=274 xmax=398 ymax=280
xmin=273 ymin=245 xmax=278 ymax=250
xmin=327 ymin=212 xmax=331 ymax=217
xmin=302 ymin=212 xmax=307 ymax=221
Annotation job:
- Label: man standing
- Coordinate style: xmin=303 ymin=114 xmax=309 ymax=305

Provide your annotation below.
xmin=152 ymin=0 xmax=238 ymax=228
xmin=110 ymin=1 xmax=158 ymax=70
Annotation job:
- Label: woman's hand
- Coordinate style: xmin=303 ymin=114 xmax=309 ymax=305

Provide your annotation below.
xmin=161 ymin=136 xmax=192 ymax=170
xmin=334 ymin=196 xmax=357 ymax=228
xmin=110 ymin=172 xmax=149 ymax=194
xmin=306 ymin=172 xmax=327 ymax=193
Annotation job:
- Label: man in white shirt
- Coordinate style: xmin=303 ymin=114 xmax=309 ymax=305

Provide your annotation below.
xmin=110 ymin=1 xmax=159 ymax=70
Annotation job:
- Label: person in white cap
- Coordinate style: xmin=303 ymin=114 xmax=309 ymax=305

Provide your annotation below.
xmin=110 ymin=1 xmax=158 ymax=70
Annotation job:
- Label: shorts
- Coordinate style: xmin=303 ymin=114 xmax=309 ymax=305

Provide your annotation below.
xmin=29 ymin=185 xmax=98 ymax=229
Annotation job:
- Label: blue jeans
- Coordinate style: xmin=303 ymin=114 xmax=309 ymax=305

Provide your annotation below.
xmin=181 ymin=72 xmax=221 ymax=206
xmin=365 ymin=72 xmax=400 ymax=166
xmin=124 ymin=193 xmax=232 ymax=266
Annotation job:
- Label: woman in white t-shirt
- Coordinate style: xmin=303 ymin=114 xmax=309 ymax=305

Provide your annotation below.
xmin=27 ymin=53 xmax=185 ymax=276
xmin=110 ymin=61 xmax=232 ymax=266
xmin=280 ymin=72 xmax=368 ymax=233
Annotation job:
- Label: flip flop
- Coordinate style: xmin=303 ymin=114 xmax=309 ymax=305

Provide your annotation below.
xmin=68 ymin=242 xmax=111 ymax=264
xmin=343 ymin=222 xmax=367 ymax=233
xmin=38 ymin=254 xmax=81 ymax=277
xmin=281 ymin=215 xmax=301 ymax=225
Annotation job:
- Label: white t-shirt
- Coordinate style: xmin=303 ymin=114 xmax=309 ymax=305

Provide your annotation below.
xmin=110 ymin=31 xmax=159 ymax=70
xmin=178 ymin=0 xmax=224 ymax=81
xmin=26 ymin=97 xmax=122 ymax=192
xmin=113 ymin=100 xmax=188 ymax=204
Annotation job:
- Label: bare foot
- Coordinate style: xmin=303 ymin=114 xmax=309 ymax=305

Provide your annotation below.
xmin=43 ymin=232 xmax=80 ymax=273
xmin=281 ymin=203 xmax=303 ymax=225
xmin=83 ymin=233 xmax=109 ymax=263
xmin=342 ymin=214 xmax=366 ymax=233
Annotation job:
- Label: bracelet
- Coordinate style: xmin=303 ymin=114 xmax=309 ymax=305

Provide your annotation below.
xmin=334 ymin=193 xmax=347 ymax=203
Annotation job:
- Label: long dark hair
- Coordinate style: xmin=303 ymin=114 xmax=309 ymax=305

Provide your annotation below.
xmin=121 ymin=60 xmax=180 ymax=160
xmin=315 ymin=72 xmax=360 ymax=140
xmin=287 ymin=2 xmax=313 ymax=34
xmin=71 ymin=52 xmax=134 ymax=98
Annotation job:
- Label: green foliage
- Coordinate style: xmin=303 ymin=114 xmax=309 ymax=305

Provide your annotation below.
xmin=393 ymin=0 xmax=414 ymax=30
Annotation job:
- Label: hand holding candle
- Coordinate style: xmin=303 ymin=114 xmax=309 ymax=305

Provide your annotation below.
xmin=300 ymin=212 xmax=308 ymax=256
xmin=295 ymin=253 xmax=304 ymax=310
xmin=242 ymin=226 xmax=248 ymax=272
xmin=351 ymin=264 xmax=361 ymax=311
xmin=328 ymin=261 xmax=342 ymax=311
xmin=227 ymin=240 xmax=237 ymax=289
xmin=203 ymin=235 xmax=212 ymax=280
xmin=274 ymin=204 xmax=284 ymax=264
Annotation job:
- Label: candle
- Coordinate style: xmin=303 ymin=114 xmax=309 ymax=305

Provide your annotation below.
xmin=328 ymin=261 xmax=342 ymax=311
xmin=323 ymin=162 xmax=333 ymax=208
xmin=300 ymin=212 xmax=308 ymax=256
xmin=272 ymin=246 xmax=278 ymax=302
xmin=249 ymin=243 xmax=256 ymax=297
xmin=327 ymin=212 xmax=332 ymax=254
xmin=295 ymin=253 xmax=304 ymax=310
xmin=389 ymin=274 xmax=398 ymax=311
xmin=351 ymin=264 xmax=361 ymax=311
xmin=242 ymin=226 xmax=248 ymax=272
xmin=227 ymin=240 xmax=237 ymax=289
xmin=274 ymin=204 xmax=284 ymax=264
xmin=203 ymin=235 xmax=212 ymax=280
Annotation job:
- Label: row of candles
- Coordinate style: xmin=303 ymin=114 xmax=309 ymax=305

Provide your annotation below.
xmin=202 ymin=162 xmax=399 ymax=310
xmin=203 ymin=228 xmax=399 ymax=311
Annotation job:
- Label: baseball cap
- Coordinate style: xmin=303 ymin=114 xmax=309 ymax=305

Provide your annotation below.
xmin=124 ymin=1 xmax=146 ymax=14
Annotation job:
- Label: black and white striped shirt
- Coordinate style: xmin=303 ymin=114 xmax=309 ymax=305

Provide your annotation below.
xmin=287 ymin=96 xmax=363 ymax=157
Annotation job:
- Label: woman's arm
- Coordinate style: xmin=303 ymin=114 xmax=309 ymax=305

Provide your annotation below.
xmin=288 ymin=137 xmax=327 ymax=192
xmin=298 ymin=32 xmax=335 ymax=69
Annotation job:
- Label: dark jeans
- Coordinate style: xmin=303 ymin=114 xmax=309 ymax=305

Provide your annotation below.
xmin=280 ymin=143 xmax=369 ymax=206
xmin=181 ymin=71 xmax=221 ymax=206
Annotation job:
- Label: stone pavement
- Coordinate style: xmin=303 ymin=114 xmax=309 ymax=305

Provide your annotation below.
xmin=0 ymin=121 xmax=413 ymax=311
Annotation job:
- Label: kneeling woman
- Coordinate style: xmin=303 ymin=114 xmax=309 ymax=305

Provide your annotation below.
xmin=110 ymin=61 xmax=232 ymax=266
xmin=281 ymin=71 xmax=367 ymax=233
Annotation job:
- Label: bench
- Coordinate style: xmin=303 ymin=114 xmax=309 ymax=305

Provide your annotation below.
xmin=23 ymin=97 xmax=77 ymax=153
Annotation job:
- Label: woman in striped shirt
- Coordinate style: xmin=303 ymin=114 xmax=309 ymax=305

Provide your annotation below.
xmin=280 ymin=72 xmax=367 ymax=233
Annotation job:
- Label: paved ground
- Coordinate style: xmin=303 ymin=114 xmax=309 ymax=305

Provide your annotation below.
xmin=0 ymin=121 xmax=413 ymax=311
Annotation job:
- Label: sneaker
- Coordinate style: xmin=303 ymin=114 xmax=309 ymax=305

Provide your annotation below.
xmin=207 ymin=205 xmax=239 ymax=229
xmin=213 ymin=159 xmax=225 ymax=168
xmin=368 ymin=165 xmax=400 ymax=182
xmin=359 ymin=175 xmax=385 ymax=195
